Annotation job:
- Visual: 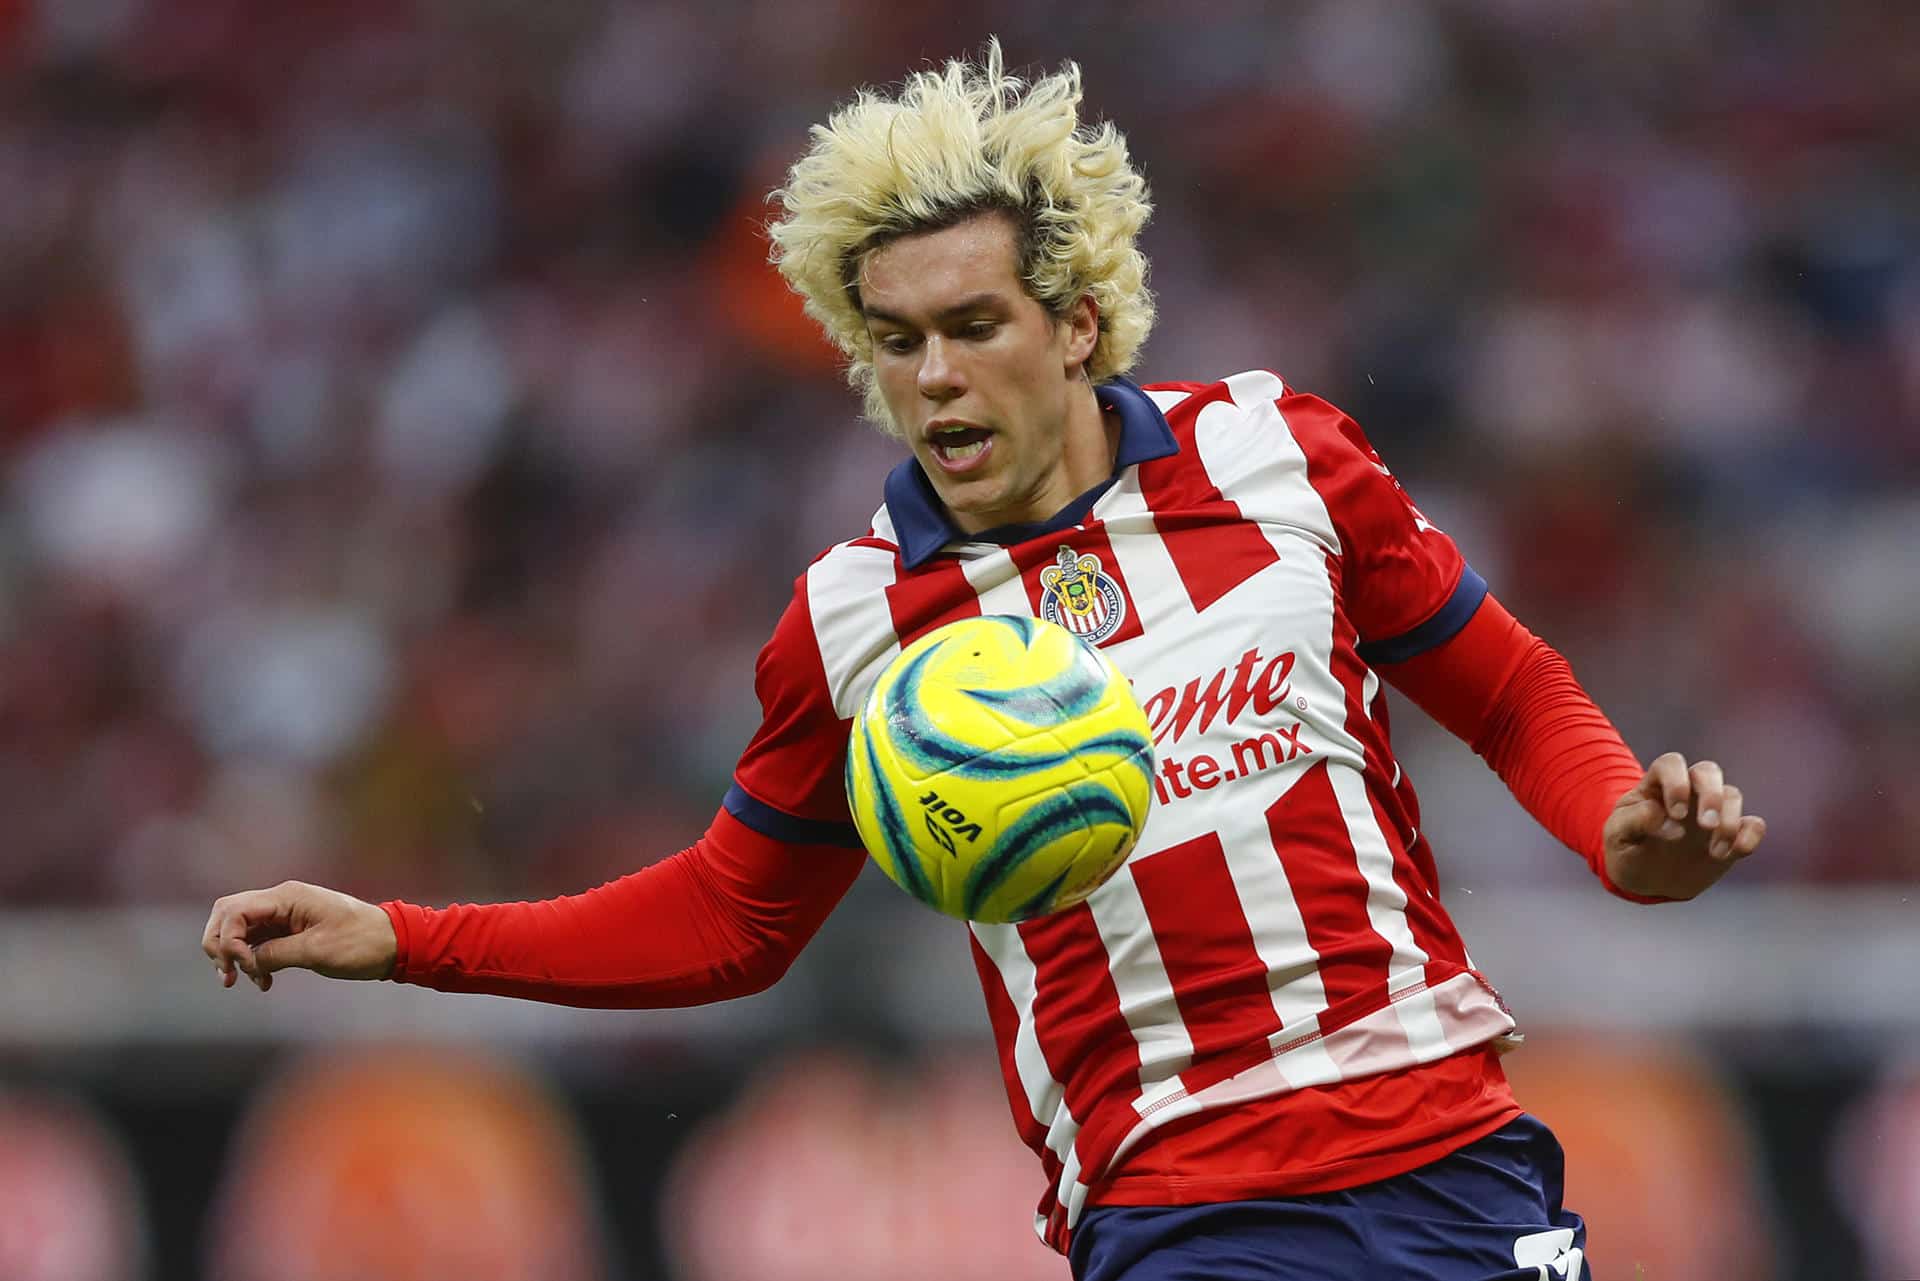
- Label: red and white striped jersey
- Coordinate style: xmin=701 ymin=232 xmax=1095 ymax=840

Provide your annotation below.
xmin=726 ymin=371 xmax=1520 ymax=1250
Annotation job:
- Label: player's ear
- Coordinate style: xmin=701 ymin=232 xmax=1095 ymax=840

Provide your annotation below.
xmin=1063 ymin=294 xmax=1099 ymax=375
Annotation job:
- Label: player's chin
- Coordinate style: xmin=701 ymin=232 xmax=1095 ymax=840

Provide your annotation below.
xmin=928 ymin=473 xmax=1004 ymax=518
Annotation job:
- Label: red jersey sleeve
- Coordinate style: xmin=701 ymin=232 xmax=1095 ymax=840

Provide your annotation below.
xmin=1283 ymin=391 xmax=1486 ymax=663
xmin=724 ymin=577 xmax=862 ymax=848
xmin=1382 ymin=594 xmax=1664 ymax=903
xmin=383 ymin=808 xmax=869 ymax=1005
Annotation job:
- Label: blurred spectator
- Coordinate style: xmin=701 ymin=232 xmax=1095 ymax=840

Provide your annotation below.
xmin=205 ymin=1048 xmax=607 ymax=1281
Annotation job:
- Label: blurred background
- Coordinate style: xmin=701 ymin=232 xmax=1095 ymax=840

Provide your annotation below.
xmin=0 ymin=0 xmax=1915 ymax=1277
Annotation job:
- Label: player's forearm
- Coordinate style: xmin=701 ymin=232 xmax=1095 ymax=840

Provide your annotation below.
xmin=1469 ymin=641 xmax=1648 ymax=882
xmin=1384 ymin=595 xmax=1648 ymax=897
xmin=384 ymin=817 xmax=867 ymax=1007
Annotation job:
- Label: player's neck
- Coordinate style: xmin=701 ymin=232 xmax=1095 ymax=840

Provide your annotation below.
xmin=1001 ymin=383 xmax=1115 ymax=531
xmin=1055 ymin=379 xmax=1120 ymax=498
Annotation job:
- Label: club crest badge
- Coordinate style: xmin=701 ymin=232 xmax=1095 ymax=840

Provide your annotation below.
xmin=1039 ymin=545 xmax=1127 ymax=643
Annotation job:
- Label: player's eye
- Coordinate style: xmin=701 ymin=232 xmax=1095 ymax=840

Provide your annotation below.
xmin=877 ymin=333 xmax=917 ymax=355
xmin=963 ymin=321 xmax=997 ymax=340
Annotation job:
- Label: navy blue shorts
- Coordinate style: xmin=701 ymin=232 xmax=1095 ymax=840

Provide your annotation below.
xmin=1069 ymin=1114 xmax=1589 ymax=1281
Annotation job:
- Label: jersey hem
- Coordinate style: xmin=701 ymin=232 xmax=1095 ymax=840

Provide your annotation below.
xmin=1034 ymin=967 xmax=1519 ymax=1251
xmin=1088 ymin=1102 xmax=1524 ymax=1207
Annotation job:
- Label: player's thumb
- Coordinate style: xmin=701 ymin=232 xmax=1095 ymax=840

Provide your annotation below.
xmin=1608 ymin=790 xmax=1666 ymax=844
xmin=248 ymin=931 xmax=313 ymax=976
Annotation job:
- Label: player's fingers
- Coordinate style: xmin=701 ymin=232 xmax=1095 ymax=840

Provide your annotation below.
xmin=250 ymin=933 xmax=308 ymax=978
xmin=202 ymin=904 xmax=230 ymax=978
xmin=213 ymin=894 xmax=252 ymax=947
xmin=215 ymin=886 xmax=289 ymax=955
xmin=1689 ymin=760 xmax=1726 ymax=827
xmin=1647 ymin=752 xmax=1691 ymax=823
xmin=1615 ymin=794 xmax=1687 ymax=844
xmin=1709 ymin=787 xmax=1743 ymax=859
xmin=1729 ymin=814 xmax=1766 ymax=859
xmin=222 ymin=937 xmax=256 ymax=982
xmin=233 ymin=948 xmax=267 ymax=992
xmin=214 ymin=903 xmax=258 ymax=984
xmin=215 ymin=909 xmax=254 ymax=981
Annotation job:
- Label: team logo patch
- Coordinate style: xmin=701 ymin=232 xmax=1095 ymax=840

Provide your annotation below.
xmin=1039 ymin=545 xmax=1127 ymax=644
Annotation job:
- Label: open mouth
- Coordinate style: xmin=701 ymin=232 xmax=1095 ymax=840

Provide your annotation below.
xmin=929 ymin=425 xmax=993 ymax=469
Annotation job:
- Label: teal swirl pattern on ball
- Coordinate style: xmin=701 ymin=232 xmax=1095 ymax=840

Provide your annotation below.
xmin=961 ymin=777 xmax=1144 ymax=919
xmin=883 ymin=640 xmax=1140 ymax=777
xmin=958 ymin=655 xmax=1109 ymax=722
xmin=983 ymin=613 xmax=1036 ymax=645
xmin=857 ymin=716 xmax=934 ymax=905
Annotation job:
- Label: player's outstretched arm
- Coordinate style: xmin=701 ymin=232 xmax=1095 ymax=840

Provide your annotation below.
xmin=202 ymin=881 xmax=397 ymax=992
xmin=1601 ymin=753 xmax=1767 ymax=901
xmin=198 ymin=812 xmax=868 ymax=1006
xmin=202 ymin=587 xmax=867 ymax=1004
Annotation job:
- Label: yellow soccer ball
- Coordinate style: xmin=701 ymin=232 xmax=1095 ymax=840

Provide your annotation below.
xmin=845 ymin=614 xmax=1155 ymax=923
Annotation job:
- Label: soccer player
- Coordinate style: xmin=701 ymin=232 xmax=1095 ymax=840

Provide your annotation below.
xmin=203 ymin=44 xmax=1766 ymax=1281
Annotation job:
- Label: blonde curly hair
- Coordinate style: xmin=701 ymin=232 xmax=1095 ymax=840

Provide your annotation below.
xmin=767 ymin=40 xmax=1156 ymax=434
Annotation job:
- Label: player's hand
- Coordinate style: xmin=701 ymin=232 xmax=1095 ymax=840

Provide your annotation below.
xmin=201 ymin=881 xmax=397 ymax=992
xmin=1602 ymin=753 xmax=1766 ymax=901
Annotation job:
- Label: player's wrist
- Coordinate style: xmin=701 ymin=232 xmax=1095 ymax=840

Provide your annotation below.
xmin=1597 ymin=849 xmax=1678 ymax=904
xmin=376 ymin=900 xmax=410 ymax=981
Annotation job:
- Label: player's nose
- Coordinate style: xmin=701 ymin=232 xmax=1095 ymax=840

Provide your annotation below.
xmin=917 ymin=336 xmax=964 ymax=399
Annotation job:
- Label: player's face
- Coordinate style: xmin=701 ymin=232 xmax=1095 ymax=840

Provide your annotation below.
xmin=860 ymin=214 xmax=1104 ymax=534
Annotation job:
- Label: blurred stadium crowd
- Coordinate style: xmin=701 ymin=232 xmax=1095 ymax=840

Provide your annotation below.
xmin=1 ymin=2 xmax=1918 ymax=1277
xmin=2 ymin=0 xmax=1917 ymax=909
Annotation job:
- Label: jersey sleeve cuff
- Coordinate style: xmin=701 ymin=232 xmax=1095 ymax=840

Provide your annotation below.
xmin=1358 ymin=565 xmax=1489 ymax=666
xmin=380 ymin=900 xmax=414 ymax=982
xmin=722 ymin=782 xmax=864 ymax=849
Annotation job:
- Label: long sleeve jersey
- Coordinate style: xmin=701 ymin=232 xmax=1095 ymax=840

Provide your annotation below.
xmin=385 ymin=372 xmax=1649 ymax=1251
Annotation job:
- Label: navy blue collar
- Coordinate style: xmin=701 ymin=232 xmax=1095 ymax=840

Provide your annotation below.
xmin=884 ymin=377 xmax=1180 ymax=569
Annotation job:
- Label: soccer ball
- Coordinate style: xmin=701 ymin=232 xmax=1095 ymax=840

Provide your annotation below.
xmin=845 ymin=614 xmax=1155 ymax=923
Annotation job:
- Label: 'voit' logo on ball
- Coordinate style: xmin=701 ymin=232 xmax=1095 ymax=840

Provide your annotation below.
xmin=1039 ymin=545 xmax=1126 ymax=644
